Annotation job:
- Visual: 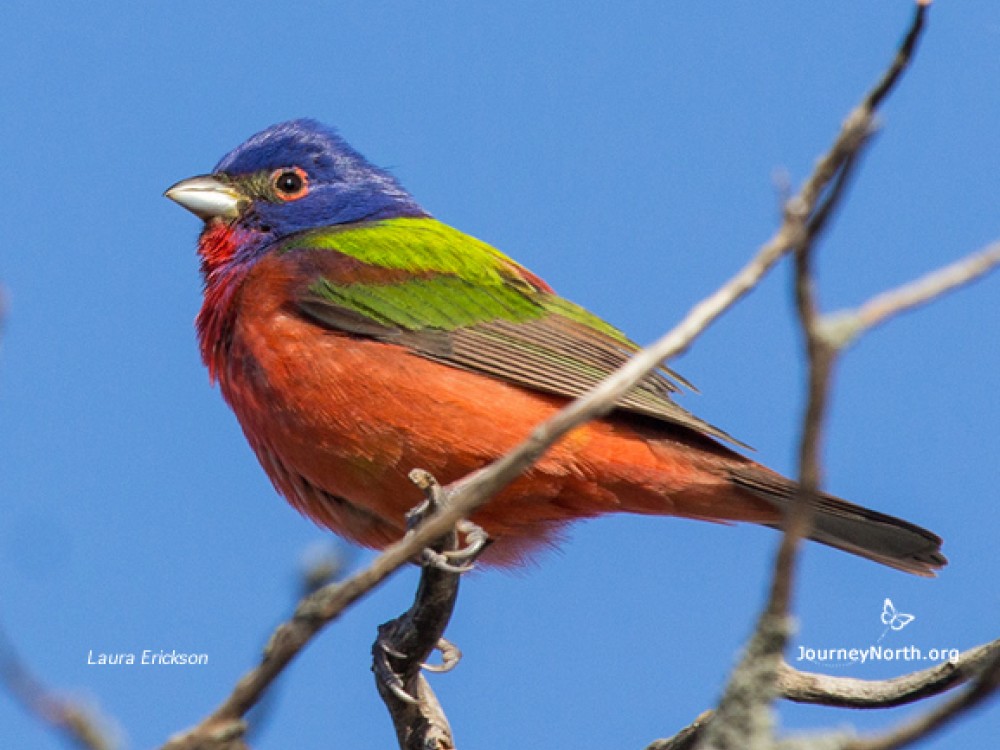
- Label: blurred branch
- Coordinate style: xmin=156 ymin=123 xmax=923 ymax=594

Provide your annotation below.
xmin=769 ymin=130 xmax=867 ymax=620
xmin=646 ymin=711 xmax=714 ymax=750
xmin=0 ymin=625 xmax=118 ymax=750
xmin=239 ymin=542 xmax=352 ymax=746
xmin=160 ymin=475 xmax=481 ymax=750
xmin=298 ymin=541 xmax=349 ymax=598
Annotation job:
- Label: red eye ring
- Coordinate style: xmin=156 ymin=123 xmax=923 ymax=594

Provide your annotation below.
xmin=271 ymin=167 xmax=309 ymax=201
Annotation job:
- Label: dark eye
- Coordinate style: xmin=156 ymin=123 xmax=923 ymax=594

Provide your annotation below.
xmin=271 ymin=167 xmax=309 ymax=200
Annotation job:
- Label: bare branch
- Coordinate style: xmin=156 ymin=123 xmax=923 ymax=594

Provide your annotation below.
xmin=863 ymin=0 xmax=930 ymax=111
xmin=692 ymin=615 xmax=792 ymax=750
xmin=659 ymin=229 xmax=1000 ymax=750
xmin=779 ymin=638 xmax=1000 ymax=709
xmin=821 ymin=241 xmax=1000 ymax=350
xmin=778 ymin=639 xmax=1000 ymax=708
xmin=766 ymin=146 xmax=861 ymax=622
xmin=677 ymin=1 xmax=1000 ymax=746
xmin=0 ymin=625 xmax=118 ymax=750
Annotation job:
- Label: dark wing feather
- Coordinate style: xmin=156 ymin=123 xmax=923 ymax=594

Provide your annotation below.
xmin=448 ymin=318 xmax=742 ymax=444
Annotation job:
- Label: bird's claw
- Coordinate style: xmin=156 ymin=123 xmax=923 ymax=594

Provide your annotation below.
xmin=378 ymin=643 xmax=408 ymax=660
xmin=374 ymin=636 xmax=462 ymax=703
xmin=452 ymin=519 xmax=490 ymax=561
xmin=422 ymin=638 xmax=462 ymax=673
xmin=419 ymin=520 xmax=489 ymax=573
xmin=373 ymin=639 xmax=421 ymax=705
xmin=421 ymin=548 xmax=475 ymax=574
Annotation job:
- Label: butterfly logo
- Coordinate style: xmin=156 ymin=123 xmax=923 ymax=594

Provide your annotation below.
xmin=881 ymin=598 xmax=915 ymax=631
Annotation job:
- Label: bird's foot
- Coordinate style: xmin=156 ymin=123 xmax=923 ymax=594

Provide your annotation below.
xmin=373 ymin=471 xmax=481 ymax=707
xmin=373 ymin=636 xmax=462 ymax=704
xmin=406 ymin=469 xmax=491 ymax=573
xmin=418 ymin=519 xmax=489 ymax=573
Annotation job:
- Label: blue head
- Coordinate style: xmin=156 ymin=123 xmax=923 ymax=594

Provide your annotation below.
xmin=167 ymin=119 xmax=428 ymax=247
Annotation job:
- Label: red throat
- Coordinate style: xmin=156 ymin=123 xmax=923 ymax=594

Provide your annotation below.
xmin=195 ymin=222 xmax=251 ymax=382
xmin=197 ymin=221 xmax=241 ymax=273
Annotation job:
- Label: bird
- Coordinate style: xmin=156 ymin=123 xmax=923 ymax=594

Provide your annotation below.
xmin=165 ymin=119 xmax=945 ymax=575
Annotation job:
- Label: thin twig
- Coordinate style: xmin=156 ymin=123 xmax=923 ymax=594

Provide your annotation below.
xmin=821 ymin=241 xmax=1000 ymax=350
xmin=766 ymin=144 xmax=862 ymax=622
xmin=865 ymin=0 xmax=930 ymax=111
xmin=657 ymin=234 xmax=1000 ymax=750
xmin=765 ymin=0 xmax=935 ymax=622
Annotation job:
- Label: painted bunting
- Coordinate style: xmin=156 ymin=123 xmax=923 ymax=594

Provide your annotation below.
xmin=166 ymin=119 xmax=944 ymax=575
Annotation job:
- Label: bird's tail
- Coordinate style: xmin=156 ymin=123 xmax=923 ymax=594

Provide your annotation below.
xmin=728 ymin=465 xmax=946 ymax=577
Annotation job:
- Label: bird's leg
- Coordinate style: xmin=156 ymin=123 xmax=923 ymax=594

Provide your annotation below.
xmin=372 ymin=469 xmax=486 ymax=708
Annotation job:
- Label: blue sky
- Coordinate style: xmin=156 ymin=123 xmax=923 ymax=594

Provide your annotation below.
xmin=1 ymin=2 xmax=998 ymax=748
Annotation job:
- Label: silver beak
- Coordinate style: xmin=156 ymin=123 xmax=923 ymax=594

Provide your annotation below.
xmin=164 ymin=174 xmax=243 ymax=221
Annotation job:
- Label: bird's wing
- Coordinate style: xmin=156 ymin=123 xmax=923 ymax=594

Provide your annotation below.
xmin=282 ymin=216 xmax=745 ymax=446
